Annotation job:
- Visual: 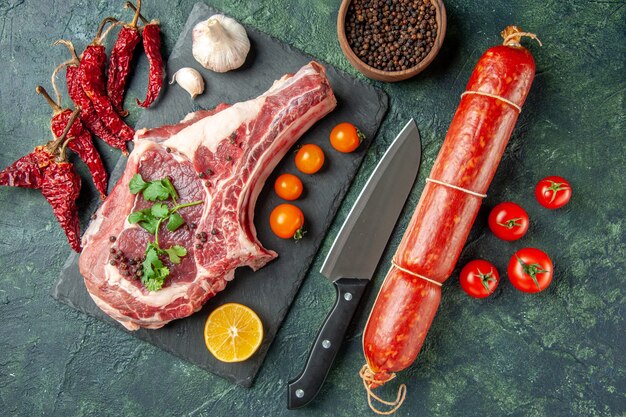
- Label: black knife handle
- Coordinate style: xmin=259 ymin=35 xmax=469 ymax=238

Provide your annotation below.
xmin=287 ymin=278 xmax=369 ymax=409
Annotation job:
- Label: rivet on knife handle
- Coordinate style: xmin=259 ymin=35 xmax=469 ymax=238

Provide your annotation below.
xmin=287 ymin=278 xmax=369 ymax=409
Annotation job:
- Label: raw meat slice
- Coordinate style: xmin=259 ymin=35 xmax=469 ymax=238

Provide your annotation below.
xmin=79 ymin=62 xmax=336 ymax=330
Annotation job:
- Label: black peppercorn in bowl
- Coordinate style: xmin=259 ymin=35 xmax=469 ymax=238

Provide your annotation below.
xmin=338 ymin=0 xmax=446 ymax=82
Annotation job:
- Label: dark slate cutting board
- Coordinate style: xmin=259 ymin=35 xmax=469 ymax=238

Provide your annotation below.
xmin=52 ymin=2 xmax=387 ymax=387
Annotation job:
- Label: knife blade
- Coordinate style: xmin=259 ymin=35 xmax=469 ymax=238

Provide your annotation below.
xmin=287 ymin=119 xmax=421 ymax=409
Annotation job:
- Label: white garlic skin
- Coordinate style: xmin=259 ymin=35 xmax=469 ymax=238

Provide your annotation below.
xmin=169 ymin=67 xmax=205 ymax=99
xmin=192 ymin=14 xmax=250 ymax=73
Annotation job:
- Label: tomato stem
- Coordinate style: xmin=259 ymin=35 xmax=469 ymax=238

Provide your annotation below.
xmin=497 ymin=218 xmax=523 ymax=229
xmin=516 ymin=255 xmax=548 ymax=289
xmin=356 ymin=128 xmax=366 ymax=144
xmin=293 ymin=227 xmax=305 ymax=241
xmin=476 ymin=268 xmax=496 ymax=294
xmin=547 ymin=181 xmax=568 ymax=204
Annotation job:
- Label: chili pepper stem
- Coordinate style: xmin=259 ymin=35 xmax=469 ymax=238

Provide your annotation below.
xmin=36 ymin=86 xmax=63 ymax=115
xmin=46 ymin=108 xmax=80 ymax=160
xmin=53 ymin=39 xmax=79 ymax=61
xmin=124 ymin=1 xmax=149 ymax=25
xmin=51 ymin=60 xmax=75 ymax=106
xmin=129 ymin=0 xmax=142 ymax=27
xmin=52 ymin=40 xmax=81 ymax=105
xmin=59 ymin=137 xmax=73 ymax=162
xmin=94 ymin=17 xmax=119 ymax=45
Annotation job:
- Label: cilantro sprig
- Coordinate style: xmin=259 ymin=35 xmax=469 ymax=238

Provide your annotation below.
xmin=127 ymin=174 xmax=203 ymax=292
xmin=128 ymin=200 xmax=201 ymax=235
xmin=142 ymin=243 xmax=188 ymax=292
xmin=130 ymin=174 xmax=179 ymax=202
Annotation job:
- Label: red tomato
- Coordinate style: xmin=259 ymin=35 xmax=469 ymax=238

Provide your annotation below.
xmin=459 ymin=260 xmax=500 ymax=298
xmin=507 ymin=248 xmax=553 ymax=293
xmin=295 ymin=144 xmax=325 ymax=174
xmin=270 ymin=204 xmax=305 ymax=240
xmin=535 ymin=176 xmax=572 ymax=209
xmin=330 ymin=122 xmax=364 ymax=153
xmin=274 ymin=173 xmax=303 ymax=201
xmin=488 ymin=202 xmax=529 ymax=241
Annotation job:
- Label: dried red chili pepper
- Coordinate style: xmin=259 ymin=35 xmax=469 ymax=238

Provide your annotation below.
xmin=1 ymin=110 xmax=83 ymax=252
xmin=41 ymin=157 xmax=83 ymax=253
xmin=53 ymin=40 xmax=128 ymax=155
xmin=81 ymin=43 xmax=135 ymax=140
xmin=80 ymin=18 xmax=135 ymax=144
xmin=117 ymin=1 xmax=163 ymax=109
xmin=0 ymin=148 xmax=51 ymax=189
xmin=107 ymin=0 xmax=144 ymax=116
xmin=42 ymin=109 xmax=83 ymax=252
xmin=136 ymin=20 xmax=164 ymax=108
xmin=37 ymin=85 xmax=108 ymax=199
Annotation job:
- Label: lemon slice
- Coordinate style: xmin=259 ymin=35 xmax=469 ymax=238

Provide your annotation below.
xmin=204 ymin=303 xmax=264 ymax=363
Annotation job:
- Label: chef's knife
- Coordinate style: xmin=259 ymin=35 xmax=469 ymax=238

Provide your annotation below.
xmin=287 ymin=119 xmax=421 ymax=409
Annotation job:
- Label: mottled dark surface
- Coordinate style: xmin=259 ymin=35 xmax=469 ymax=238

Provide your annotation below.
xmin=0 ymin=1 xmax=624 ymax=416
xmin=51 ymin=2 xmax=388 ymax=388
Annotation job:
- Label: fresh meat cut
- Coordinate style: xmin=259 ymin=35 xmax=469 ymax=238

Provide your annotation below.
xmin=79 ymin=62 xmax=336 ymax=330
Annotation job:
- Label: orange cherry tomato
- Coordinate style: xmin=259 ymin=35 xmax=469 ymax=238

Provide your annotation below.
xmin=270 ymin=204 xmax=305 ymax=240
xmin=330 ymin=122 xmax=364 ymax=153
xmin=274 ymin=173 xmax=303 ymax=201
xmin=295 ymin=144 xmax=325 ymax=174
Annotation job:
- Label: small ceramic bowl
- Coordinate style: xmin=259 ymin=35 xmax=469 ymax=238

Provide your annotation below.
xmin=337 ymin=0 xmax=447 ymax=82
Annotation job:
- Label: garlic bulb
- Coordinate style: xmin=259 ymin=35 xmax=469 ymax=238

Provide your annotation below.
xmin=192 ymin=14 xmax=250 ymax=73
xmin=170 ymin=68 xmax=205 ymax=99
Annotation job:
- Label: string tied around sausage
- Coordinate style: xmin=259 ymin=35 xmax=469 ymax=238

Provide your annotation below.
xmin=426 ymin=177 xmax=487 ymax=199
xmin=391 ymin=258 xmax=442 ymax=287
xmin=359 ymin=364 xmax=407 ymax=415
xmin=460 ymin=90 xmax=523 ymax=113
xmin=502 ymin=28 xmax=542 ymax=48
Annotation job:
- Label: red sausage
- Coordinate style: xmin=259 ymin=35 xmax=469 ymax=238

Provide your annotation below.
xmin=361 ymin=26 xmax=538 ymax=408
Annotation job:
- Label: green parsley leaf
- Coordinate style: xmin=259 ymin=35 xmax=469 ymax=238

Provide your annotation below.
xmin=130 ymin=174 xmax=179 ymax=203
xmin=164 ymin=245 xmax=187 ymax=264
xmin=144 ymin=278 xmax=160 ymax=292
xmin=166 ymin=212 xmax=185 ymax=232
xmin=128 ymin=210 xmax=147 ymax=224
xmin=128 ymin=208 xmax=159 ymax=235
xmin=143 ymin=181 xmax=172 ymax=201
xmin=141 ymin=243 xmax=170 ymax=292
xmin=144 ymin=266 xmax=170 ymax=292
xmin=129 ymin=174 xmax=148 ymax=194
xmin=128 ymin=208 xmax=160 ymax=234
xmin=161 ymin=178 xmax=179 ymax=201
xmin=151 ymin=203 xmax=170 ymax=218
xmin=146 ymin=242 xmax=161 ymax=262
xmin=142 ymin=244 xmax=159 ymax=276
xmin=142 ymin=219 xmax=160 ymax=235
